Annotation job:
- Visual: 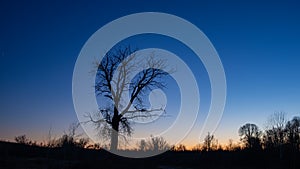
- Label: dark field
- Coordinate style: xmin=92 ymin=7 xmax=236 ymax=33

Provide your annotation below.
xmin=1 ymin=141 xmax=299 ymax=169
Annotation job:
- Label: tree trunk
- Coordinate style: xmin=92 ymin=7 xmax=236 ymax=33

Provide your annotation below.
xmin=110 ymin=108 xmax=119 ymax=152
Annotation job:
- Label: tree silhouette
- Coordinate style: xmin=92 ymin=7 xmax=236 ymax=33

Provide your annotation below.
xmin=263 ymin=112 xmax=287 ymax=159
xmin=174 ymin=144 xmax=187 ymax=151
xmin=203 ymin=132 xmax=215 ymax=151
xmin=226 ymin=139 xmax=234 ymax=151
xmin=146 ymin=135 xmax=170 ymax=152
xmin=136 ymin=135 xmax=169 ymax=152
xmin=239 ymin=123 xmax=261 ymax=150
xmin=266 ymin=112 xmax=287 ymax=147
xmin=138 ymin=139 xmax=147 ymax=151
xmin=15 ymin=135 xmax=29 ymax=144
xmin=285 ymin=116 xmax=300 ymax=151
xmin=87 ymin=46 xmax=170 ymax=151
xmin=56 ymin=122 xmax=89 ymax=148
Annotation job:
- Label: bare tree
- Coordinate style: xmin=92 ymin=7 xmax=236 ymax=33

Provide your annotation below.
xmin=262 ymin=111 xmax=287 ymax=160
xmin=268 ymin=112 xmax=287 ymax=130
xmin=285 ymin=116 xmax=300 ymax=151
xmin=137 ymin=135 xmax=169 ymax=152
xmin=266 ymin=112 xmax=287 ymax=146
xmin=46 ymin=127 xmax=57 ymax=148
xmin=87 ymin=46 xmax=170 ymax=151
xmin=57 ymin=122 xmax=89 ymax=148
xmin=146 ymin=135 xmax=170 ymax=152
xmin=138 ymin=139 xmax=147 ymax=151
xmin=191 ymin=144 xmax=202 ymax=151
xmin=226 ymin=139 xmax=234 ymax=151
xmin=174 ymin=144 xmax=187 ymax=151
xmin=15 ymin=135 xmax=29 ymax=144
xmin=239 ymin=123 xmax=261 ymax=150
xmin=203 ymin=132 xmax=215 ymax=151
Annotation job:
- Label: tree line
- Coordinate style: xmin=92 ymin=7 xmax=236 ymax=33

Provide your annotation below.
xmin=238 ymin=112 xmax=300 ymax=154
xmin=10 ymin=112 xmax=299 ymax=154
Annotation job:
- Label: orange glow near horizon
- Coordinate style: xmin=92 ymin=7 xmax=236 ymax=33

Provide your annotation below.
xmin=1 ymin=129 xmax=242 ymax=151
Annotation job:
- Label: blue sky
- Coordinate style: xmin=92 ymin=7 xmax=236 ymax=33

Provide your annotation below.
xmin=1 ymin=0 xmax=300 ymax=146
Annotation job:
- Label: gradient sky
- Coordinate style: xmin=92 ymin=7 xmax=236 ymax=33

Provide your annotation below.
xmin=1 ymin=0 xmax=300 ymax=147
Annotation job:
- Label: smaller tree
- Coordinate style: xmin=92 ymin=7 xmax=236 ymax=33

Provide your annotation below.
xmin=285 ymin=116 xmax=300 ymax=151
xmin=174 ymin=144 xmax=187 ymax=151
xmin=264 ymin=112 xmax=287 ymax=147
xmin=137 ymin=136 xmax=169 ymax=152
xmin=15 ymin=135 xmax=29 ymax=144
xmin=146 ymin=135 xmax=170 ymax=152
xmin=191 ymin=144 xmax=202 ymax=151
xmin=203 ymin=132 xmax=215 ymax=151
xmin=226 ymin=139 xmax=234 ymax=151
xmin=46 ymin=127 xmax=57 ymax=148
xmin=57 ymin=122 xmax=90 ymax=148
xmin=239 ymin=123 xmax=262 ymax=150
xmin=138 ymin=139 xmax=147 ymax=151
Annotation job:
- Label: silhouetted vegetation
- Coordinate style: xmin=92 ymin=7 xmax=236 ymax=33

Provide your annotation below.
xmin=239 ymin=123 xmax=262 ymax=150
xmin=86 ymin=46 xmax=171 ymax=151
xmin=1 ymin=114 xmax=299 ymax=169
xmin=203 ymin=132 xmax=216 ymax=151
xmin=138 ymin=135 xmax=170 ymax=152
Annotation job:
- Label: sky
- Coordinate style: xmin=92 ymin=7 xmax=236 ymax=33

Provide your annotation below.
xmin=1 ymin=0 xmax=300 ymax=147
